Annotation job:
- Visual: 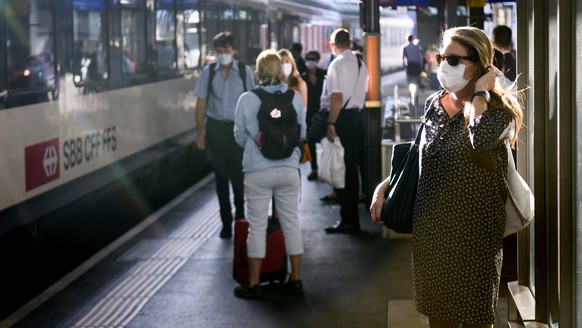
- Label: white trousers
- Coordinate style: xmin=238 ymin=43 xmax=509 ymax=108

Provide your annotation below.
xmin=244 ymin=167 xmax=304 ymax=258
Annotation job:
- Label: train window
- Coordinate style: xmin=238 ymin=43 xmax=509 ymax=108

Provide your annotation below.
xmin=120 ymin=6 xmax=147 ymax=76
xmin=5 ymin=0 xmax=56 ymax=108
xmin=73 ymin=0 xmax=108 ymax=92
xmin=202 ymin=3 xmax=220 ymax=62
xmin=156 ymin=0 xmax=177 ymax=71
xmin=177 ymin=0 xmax=200 ymax=69
xmin=0 ymin=5 xmax=6 ymax=109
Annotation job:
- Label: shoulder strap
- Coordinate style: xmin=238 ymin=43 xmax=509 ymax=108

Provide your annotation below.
xmin=238 ymin=61 xmax=247 ymax=92
xmin=341 ymin=58 xmax=362 ymax=110
xmin=415 ymin=95 xmax=437 ymax=146
xmin=206 ymin=62 xmax=217 ymax=100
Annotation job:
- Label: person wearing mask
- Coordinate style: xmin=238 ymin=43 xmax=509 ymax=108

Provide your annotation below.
xmin=370 ymin=26 xmax=524 ymax=328
xmin=278 ymin=49 xmax=308 ymax=110
xmin=233 ymin=49 xmax=306 ymax=299
xmin=290 ymin=43 xmax=307 ymax=75
xmin=193 ymin=32 xmax=255 ymax=238
xmin=492 ymin=25 xmax=516 ymax=82
xmin=302 ymin=50 xmax=327 ymax=181
xmin=322 ymin=28 xmax=369 ymax=234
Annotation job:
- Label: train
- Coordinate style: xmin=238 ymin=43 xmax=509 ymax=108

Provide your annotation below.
xmin=0 ymin=0 xmax=414 ymax=319
xmin=0 ymin=0 xmax=414 ymax=236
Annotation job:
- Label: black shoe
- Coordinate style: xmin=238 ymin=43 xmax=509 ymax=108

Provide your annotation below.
xmin=284 ymin=279 xmax=304 ymax=295
xmin=324 ymin=221 xmax=360 ymax=234
xmin=307 ymin=171 xmax=318 ymax=181
xmin=220 ymin=226 xmax=232 ymax=238
xmin=320 ymin=194 xmax=337 ymax=202
xmin=359 ymin=192 xmax=366 ymax=203
xmin=234 ymin=284 xmax=263 ymax=299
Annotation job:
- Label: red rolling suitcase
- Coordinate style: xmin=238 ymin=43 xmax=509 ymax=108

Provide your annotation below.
xmin=233 ymin=217 xmax=288 ymax=285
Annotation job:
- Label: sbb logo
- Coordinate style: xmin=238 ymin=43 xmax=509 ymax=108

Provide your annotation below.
xmin=25 ymin=138 xmax=60 ymax=191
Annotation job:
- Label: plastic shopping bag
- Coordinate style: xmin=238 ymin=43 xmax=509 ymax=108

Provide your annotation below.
xmin=318 ymin=137 xmax=345 ymax=189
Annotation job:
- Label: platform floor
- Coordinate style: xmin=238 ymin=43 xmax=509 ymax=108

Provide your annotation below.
xmin=4 ymin=162 xmax=510 ymax=328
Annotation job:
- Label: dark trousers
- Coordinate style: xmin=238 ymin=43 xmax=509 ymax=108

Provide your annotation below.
xmin=306 ymin=109 xmax=318 ymax=171
xmin=335 ymin=109 xmax=363 ymax=226
xmin=206 ymin=118 xmax=245 ymax=225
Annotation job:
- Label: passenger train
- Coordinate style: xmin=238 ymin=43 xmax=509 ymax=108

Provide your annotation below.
xmin=0 ymin=0 xmax=414 ymax=318
xmin=0 ymin=0 xmax=413 ymax=237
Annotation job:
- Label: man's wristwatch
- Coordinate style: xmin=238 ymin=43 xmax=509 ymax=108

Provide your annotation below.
xmin=472 ymin=90 xmax=490 ymax=103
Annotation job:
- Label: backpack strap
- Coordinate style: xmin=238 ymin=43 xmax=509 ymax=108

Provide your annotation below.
xmin=206 ymin=62 xmax=217 ymax=100
xmin=206 ymin=61 xmax=248 ymax=101
xmin=238 ymin=61 xmax=247 ymax=92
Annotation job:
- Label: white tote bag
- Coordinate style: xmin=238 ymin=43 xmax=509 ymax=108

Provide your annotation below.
xmin=504 ymin=143 xmax=535 ymax=237
xmin=318 ymin=137 xmax=345 ymax=189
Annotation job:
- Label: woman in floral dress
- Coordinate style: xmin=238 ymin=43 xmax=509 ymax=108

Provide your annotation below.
xmin=370 ymin=26 xmax=524 ymax=328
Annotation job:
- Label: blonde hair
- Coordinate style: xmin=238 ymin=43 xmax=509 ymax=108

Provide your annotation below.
xmin=255 ymin=49 xmax=282 ymax=85
xmin=277 ymin=48 xmax=302 ymax=89
xmin=443 ymin=26 xmax=523 ymax=147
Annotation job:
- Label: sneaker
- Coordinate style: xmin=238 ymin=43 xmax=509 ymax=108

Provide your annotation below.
xmin=284 ymin=279 xmax=304 ymax=295
xmin=234 ymin=284 xmax=263 ymax=299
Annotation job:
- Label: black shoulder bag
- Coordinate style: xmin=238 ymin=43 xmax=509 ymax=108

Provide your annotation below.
xmin=380 ymin=98 xmax=435 ymax=233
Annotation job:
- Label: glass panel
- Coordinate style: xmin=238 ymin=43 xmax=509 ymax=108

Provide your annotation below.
xmin=179 ymin=0 xmax=199 ymax=69
xmin=73 ymin=0 xmax=107 ymax=92
xmin=121 ymin=9 xmax=147 ymax=75
xmin=120 ymin=0 xmax=145 ymax=7
xmin=202 ymin=4 xmax=219 ymax=63
xmin=6 ymin=0 xmax=56 ymax=107
xmin=156 ymin=1 xmax=177 ymax=70
xmin=0 ymin=3 xmax=6 ymax=109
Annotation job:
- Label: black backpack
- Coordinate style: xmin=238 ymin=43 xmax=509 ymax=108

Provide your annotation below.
xmin=251 ymin=88 xmax=301 ymax=160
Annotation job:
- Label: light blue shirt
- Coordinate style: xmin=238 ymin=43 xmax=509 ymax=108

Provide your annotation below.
xmin=234 ymin=84 xmax=306 ymax=173
xmin=193 ymin=60 xmax=256 ymax=121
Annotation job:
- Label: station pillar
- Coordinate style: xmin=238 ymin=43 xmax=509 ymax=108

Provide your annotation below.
xmin=467 ymin=0 xmax=486 ymax=29
xmin=360 ymin=0 xmax=382 ymax=207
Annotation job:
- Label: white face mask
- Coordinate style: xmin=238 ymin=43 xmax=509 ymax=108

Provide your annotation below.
xmin=281 ymin=63 xmax=293 ymax=77
xmin=216 ymin=53 xmax=233 ymax=66
xmin=305 ymin=60 xmax=317 ymax=70
xmin=437 ymin=61 xmax=472 ymax=93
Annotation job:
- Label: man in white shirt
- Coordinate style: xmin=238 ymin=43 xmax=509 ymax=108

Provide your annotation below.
xmin=321 ymin=28 xmax=369 ymax=234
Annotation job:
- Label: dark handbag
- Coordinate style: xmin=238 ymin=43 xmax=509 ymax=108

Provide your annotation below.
xmin=380 ymin=105 xmax=433 ymax=233
xmin=308 ymin=109 xmax=328 ymax=143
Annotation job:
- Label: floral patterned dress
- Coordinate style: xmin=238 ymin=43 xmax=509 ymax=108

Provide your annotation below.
xmin=412 ymin=91 xmax=514 ymax=324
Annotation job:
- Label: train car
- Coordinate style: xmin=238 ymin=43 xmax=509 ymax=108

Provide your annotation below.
xmin=0 ymin=0 xmax=345 ymax=319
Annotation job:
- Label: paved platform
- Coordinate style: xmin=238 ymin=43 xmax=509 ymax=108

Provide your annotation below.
xmin=4 ymin=163 xmax=510 ymax=328
xmin=3 ymin=73 xmax=511 ymax=328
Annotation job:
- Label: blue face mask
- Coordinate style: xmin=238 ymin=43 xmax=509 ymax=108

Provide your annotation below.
xmin=216 ymin=53 xmax=233 ymax=66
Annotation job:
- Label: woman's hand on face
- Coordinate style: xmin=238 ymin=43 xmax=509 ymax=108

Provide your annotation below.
xmin=474 ymin=65 xmax=498 ymax=92
xmin=369 ymin=180 xmax=389 ymax=223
